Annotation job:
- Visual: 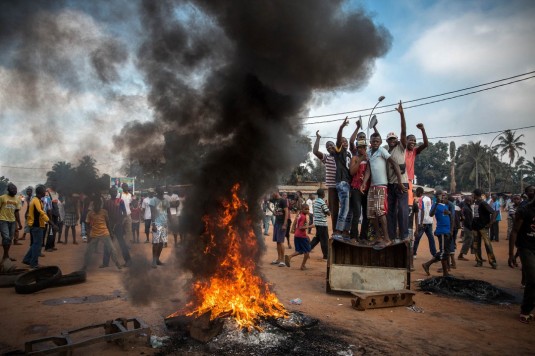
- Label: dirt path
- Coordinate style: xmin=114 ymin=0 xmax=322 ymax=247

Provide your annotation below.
xmin=0 ymin=218 xmax=533 ymax=355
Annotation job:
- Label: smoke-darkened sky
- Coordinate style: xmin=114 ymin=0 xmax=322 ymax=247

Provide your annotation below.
xmin=2 ymin=0 xmax=534 ymax=188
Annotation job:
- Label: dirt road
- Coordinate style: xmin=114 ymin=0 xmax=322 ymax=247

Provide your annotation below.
xmin=0 ymin=217 xmax=532 ymax=355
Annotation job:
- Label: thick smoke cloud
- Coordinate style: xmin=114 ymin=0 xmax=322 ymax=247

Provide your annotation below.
xmin=0 ymin=0 xmax=139 ymax=165
xmin=1 ymin=0 xmax=391 ymax=307
xmin=117 ymin=0 xmax=391 ymax=300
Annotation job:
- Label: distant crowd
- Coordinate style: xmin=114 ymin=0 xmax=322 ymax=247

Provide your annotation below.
xmin=0 ymin=183 xmax=187 ymax=272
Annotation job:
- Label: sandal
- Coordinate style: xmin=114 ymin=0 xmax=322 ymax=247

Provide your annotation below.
xmin=372 ymin=242 xmax=387 ymax=250
xmin=519 ymin=314 xmax=534 ymax=324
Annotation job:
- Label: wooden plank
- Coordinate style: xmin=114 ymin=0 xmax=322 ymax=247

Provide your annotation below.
xmin=351 ymin=290 xmax=415 ymax=310
xmin=328 ymin=265 xmax=407 ymax=292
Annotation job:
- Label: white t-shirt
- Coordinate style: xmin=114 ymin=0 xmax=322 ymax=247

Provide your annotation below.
xmin=142 ymin=197 xmax=152 ymax=220
xmin=119 ymin=192 xmax=133 ymax=215
xmin=419 ymin=195 xmax=433 ymax=224
xmin=166 ymin=193 xmax=179 ymax=215
xmin=177 ymin=196 xmax=185 ymax=216
xmin=306 ymin=199 xmax=314 ymax=212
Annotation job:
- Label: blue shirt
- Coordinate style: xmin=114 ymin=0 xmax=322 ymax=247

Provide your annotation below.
xmin=367 ymin=146 xmax=391 ymax=186
xmin=492 ymin=201 xmax=501 ymax=221
xmin=433 ymin=203 xmax=451 ymax=235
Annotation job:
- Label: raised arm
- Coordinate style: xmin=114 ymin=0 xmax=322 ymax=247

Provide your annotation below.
xmin=415 ymin=123 xmax=429 ymax=154
xmin=396 ymin=101 xmax=407 ymax=148
xmin=336 ymin=117 xmax=349 ymax=148
xmin=349 ymin=118 xmax=361 ymax=153
xmin=313 ymin=130 xmax=325 ymax=160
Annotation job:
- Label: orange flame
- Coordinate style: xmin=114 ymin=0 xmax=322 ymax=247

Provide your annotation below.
xmin=168 ymin=183 xmax=287 ymax=329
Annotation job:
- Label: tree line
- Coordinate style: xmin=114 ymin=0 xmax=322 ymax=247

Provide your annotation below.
xmin=1 ymin=130 xmax=531 ymax=195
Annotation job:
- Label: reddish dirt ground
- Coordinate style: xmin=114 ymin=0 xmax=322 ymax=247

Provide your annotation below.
xmin=0 ymin=216 xmax=533 ymax=355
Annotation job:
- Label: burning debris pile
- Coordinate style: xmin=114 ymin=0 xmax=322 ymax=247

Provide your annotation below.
xmin=167 ymin=184 xmax=287 ymax=329
xmin=162 ymin=311 xmax=361 ymax=356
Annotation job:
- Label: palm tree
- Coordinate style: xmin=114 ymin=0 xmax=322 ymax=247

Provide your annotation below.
xmin=495 ymin=130 xmax=526 ymax=165
xmin=449 ymin=141 xmax=456 ymax=193
xmin=46 ymin=161 xmax=75 ymax=194
xmin=457 ymin=141 xmax=488 ymax=190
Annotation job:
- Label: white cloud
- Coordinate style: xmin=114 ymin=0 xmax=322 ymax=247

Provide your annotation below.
xmin=405 ymin=11 xmax=535 ymax=80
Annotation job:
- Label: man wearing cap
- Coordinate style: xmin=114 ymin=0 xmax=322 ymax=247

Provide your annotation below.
xmin=313 ymin=130 xmax=339 ymax=231
xmin=361 ymin=133 xmax=404 ymax=248
xmin=385 ymin=102 xmax=410 ymax=242
xmin=349 ymin=139 xmax=369 ymax=242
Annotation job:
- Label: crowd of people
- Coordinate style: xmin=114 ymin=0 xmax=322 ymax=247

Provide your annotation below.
xmin=260 ymin=102 xmax=534 ymax=324
xmin=0 ymin=183 xmax=187 ymax=272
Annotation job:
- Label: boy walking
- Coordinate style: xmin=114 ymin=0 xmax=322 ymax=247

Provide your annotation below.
xmin=310 ymin=189 xmax=330 ymax=259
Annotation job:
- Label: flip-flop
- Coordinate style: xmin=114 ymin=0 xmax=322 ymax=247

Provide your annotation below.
xmin=519 ymin=314 xmax=534 ymax=324
xmin=372 ymin=242 xmax=387 ymax=250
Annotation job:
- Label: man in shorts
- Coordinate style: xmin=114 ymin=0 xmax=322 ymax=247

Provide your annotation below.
xmin=361 ymin=133 xmax=404 ymax=249
xmin=271 ymin=191 xmax=288 ymax=267
xmin=150 ymin=187 xmax=171 ymax=268
xmin=0 ymin=183 xmax=23 ymax=262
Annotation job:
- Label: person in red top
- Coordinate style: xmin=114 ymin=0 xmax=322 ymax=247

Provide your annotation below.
xmin=130 ymin=199 xmax=141 ymax=244
xmin=284 ymin=204 xmax=314 ymax=270
xmin=349 ymin=139 xmax=369 ymax=242
xmin=405 ymin=123 xmax=429 ymax=205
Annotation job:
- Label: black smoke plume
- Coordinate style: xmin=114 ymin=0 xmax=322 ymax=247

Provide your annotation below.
xmin=115 ymin=0 xmax=391 ymax=304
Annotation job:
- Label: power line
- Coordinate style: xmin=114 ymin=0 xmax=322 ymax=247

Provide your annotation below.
xmin=0 ymin=165 xmax=49 ymax=170
xmin=305 ymin=72 xmax=535 ymax=125
xmin=312 ymin=124 xmax=535 ymax=141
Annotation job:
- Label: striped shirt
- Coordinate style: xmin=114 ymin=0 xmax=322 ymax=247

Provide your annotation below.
xmin=313 ymin=198 xmax=330 ymax=227
xmin=321 ymin=155 xmax=336 ymax=188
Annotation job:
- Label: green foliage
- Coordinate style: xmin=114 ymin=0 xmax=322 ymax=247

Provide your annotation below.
xmin=414 ymin=141 xmax=450 ymax=188
xmin=45 ymin=156 xmax=107 ymax=195
xmin=495 ymin=130 xmax=526 ymax=165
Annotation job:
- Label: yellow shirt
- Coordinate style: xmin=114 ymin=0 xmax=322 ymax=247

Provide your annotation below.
xmin=86 ymin=209 xmax=110 ymax=238
xmin=26 ymin=197 xmax=49 ymax=228
xmin=0 ymin=194 xmax=22 ymax=222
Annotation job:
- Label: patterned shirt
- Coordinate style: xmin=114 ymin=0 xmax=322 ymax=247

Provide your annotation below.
xmin=0 ymin=194 xmax=22 ymax=222
xmin=321 ymin=155 xmax=336 ymax=188
xmin=313 ymin=198 xmax=330 ymax=227
xmin=150 ymin=197 xmax=170 ymax=227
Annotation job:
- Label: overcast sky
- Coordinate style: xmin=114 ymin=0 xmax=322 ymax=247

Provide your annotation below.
xmin=1 ymin=0 xmax=534 ymax=189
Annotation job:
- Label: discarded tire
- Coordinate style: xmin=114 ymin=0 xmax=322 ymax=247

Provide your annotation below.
xmin=0 ymin=269 xmax=30 ymax=288
xmin=52 ymin=270 xmax=87 ymax=287
xmin=15 ymin=266 xmax=62 ymax=294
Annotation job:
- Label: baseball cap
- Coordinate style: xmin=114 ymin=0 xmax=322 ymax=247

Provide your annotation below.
xmin=386 ymin=132 xmax=398 ymax=140
xmin=356 ymin=139 xmax=367 ymax=147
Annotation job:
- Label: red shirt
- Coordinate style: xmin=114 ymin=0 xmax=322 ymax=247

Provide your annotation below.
xmin=405 ymin=149 xmax=417 ymax=181
xmin=351 ymin=159 xmax=369 ymax=191
xmin=294 ymin=213 xmax=308 ymax=238
xmin=131 ymin=207 xmax=141 ymax=221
